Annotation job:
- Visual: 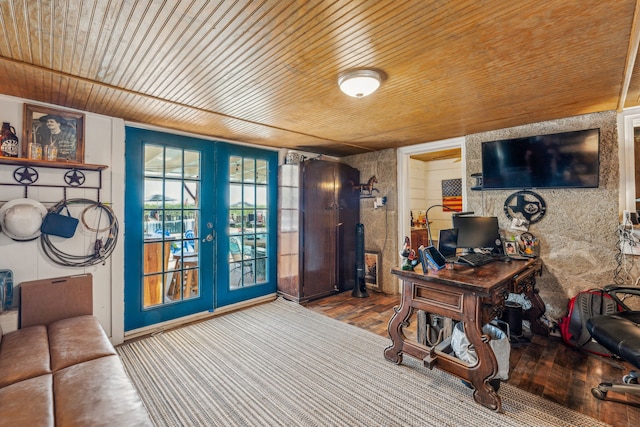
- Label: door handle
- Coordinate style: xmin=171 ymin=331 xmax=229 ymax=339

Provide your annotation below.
xmin=202 ymin=230 xmax=215 ymax=242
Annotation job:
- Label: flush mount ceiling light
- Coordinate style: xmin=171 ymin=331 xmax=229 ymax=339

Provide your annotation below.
xmin=338 ymin=69 xmax=382 ymax=98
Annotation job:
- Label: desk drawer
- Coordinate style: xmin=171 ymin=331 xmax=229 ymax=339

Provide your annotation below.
xmin=412 ymin=282 xmax=464 ymax=314
xmin=512 ymin=264 xmax=538 ymax=293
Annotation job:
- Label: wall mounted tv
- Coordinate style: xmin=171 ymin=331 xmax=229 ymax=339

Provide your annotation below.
xmin=481 ymin=128 xmax=600 ymax=190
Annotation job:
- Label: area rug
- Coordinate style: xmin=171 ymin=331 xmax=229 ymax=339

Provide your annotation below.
xmin=117 ymin=297 xmax=608 ymax=427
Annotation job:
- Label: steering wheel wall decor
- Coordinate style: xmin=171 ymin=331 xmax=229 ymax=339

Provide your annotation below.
xmin=503 ymin=190 xmax=547 ymax=224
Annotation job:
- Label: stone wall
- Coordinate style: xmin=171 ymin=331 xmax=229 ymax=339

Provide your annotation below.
xmin=343 ymin=149 xmax=399 ymax=295
xmin=465 ymin=111 xmax=620 ymax=318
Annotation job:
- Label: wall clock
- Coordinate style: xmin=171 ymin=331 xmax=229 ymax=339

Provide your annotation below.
xmin=503 ymin=190 xmax=547 ymax=224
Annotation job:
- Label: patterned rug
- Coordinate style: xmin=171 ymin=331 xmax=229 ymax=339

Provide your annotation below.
xmin=117 ymin=297 xmax=609 ymax=427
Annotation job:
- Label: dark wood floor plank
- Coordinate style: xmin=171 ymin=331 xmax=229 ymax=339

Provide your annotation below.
xmin=302 ymin=290 xmax=640 ymax=426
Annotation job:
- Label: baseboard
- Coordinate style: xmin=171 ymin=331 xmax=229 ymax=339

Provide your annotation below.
xmin=123 ymin=293 xmax=278 ymax=341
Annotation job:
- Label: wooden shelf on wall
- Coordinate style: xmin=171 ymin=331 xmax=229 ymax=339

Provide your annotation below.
xmin=0 ymin=157 xmax=108 ymax=171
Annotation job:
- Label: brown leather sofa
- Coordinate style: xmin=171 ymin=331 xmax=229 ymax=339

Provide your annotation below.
xmin=0 ymin=274 xmax=152 ymax=427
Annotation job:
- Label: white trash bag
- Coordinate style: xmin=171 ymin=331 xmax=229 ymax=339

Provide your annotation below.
xmin=450 ymin=322 xmax=510 ymax=381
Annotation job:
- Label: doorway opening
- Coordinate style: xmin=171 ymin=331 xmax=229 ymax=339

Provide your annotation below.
xmin=397 ymin=137 xmax=466 ymax=289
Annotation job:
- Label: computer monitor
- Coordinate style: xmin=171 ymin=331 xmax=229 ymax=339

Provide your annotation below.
xmin=451 ymin=216 xmax=501 ymax=250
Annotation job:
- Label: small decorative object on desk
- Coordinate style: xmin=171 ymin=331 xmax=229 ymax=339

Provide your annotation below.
xmin=504 ymin=240 xmax=518 ymax=255
xmin=0 ymin=122 xmax=19 ymax=157
xmin=400 ymin=236 xmax=418 ymax=270
xmin=517 ymin=232 xmax=539 ymax=257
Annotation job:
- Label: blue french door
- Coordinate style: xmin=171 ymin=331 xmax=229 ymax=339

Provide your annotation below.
xmin=214 ymin=143 xmax=278 ymax=307
xmin=124 ymin=127 xmax=277 ymax=331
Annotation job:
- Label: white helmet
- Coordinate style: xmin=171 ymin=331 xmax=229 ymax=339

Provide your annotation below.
xmin=0 ymin=198 xmax=48 ymax=241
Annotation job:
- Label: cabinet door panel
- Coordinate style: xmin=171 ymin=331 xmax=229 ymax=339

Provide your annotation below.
xmin=302 ymin=160 xmax=337 ymax=298
xmin=336 ymin=163 xmax=360 ymax=291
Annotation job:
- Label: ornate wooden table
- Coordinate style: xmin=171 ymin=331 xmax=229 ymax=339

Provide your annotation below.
xmin=384 ymin=258 xmax=543 ymax=412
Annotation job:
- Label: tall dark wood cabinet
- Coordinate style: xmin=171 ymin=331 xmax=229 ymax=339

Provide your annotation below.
xmin=278 ymin=159 xmax=360 ymax=302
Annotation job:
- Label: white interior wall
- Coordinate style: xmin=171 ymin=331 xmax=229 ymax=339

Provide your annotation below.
xmin=0 ymin=93 xmax=124 ymax=342
xmin=408 ymin=157 xmax=462 ymax=242
xmin=424 ymin=159 xmax=463 ymax=241
xmin=408 ymin=159 xmax=427 ymax=221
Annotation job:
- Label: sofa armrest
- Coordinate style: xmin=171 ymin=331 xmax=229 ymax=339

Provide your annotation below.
xmin=20 ymin=274 xmax=93 ymax=328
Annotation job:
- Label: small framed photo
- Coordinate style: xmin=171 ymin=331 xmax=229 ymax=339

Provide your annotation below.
xmin=364 ymin=251 xmax=380 ymax=289
xmin=22 ymin=104 xmax=85 ymax=163
xmin=504 ymin=240 xmax=518 ymax=255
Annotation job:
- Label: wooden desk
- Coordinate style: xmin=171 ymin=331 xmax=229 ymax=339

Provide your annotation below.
xmin=384 ymin=258 xmax=542 ymax=412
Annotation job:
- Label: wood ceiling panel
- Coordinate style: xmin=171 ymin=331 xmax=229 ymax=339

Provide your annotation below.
xmin=0 ymin=0 xmax=638 ymax=157
xmin=139 ymin=1 xmax=255 ymax=101
xmin=214 ymin=2 xmax=418 ymax=116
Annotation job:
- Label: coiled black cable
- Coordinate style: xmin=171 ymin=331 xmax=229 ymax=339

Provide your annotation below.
xmin=614 ymin=223 xmax=639 ymax=285
xmin=40 ymin=198 xmax=119 ymax=267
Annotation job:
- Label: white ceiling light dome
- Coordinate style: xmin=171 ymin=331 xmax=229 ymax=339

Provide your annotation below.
xmin=338 ymin=69 xmax=383 ymax=98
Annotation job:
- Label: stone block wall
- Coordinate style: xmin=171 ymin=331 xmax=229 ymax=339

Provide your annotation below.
xmin=343 ymin=149 xmax=399 ymax=295
xmin=465 ymin=111 xmax=620 ymax=318
xmin=340 ymin=111 xmax=620 ymax=319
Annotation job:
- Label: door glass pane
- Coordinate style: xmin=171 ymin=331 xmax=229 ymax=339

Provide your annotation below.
xmin=184 ymin=150 xmax=200 ymax=179
xmin=143 ymin=145 xmax=201 ymax=307
xmin=256 ymin=258 xmax=267 ymax=283
xmin=256 ymin=159 xmax=267 ymax=184
xmin=243 ymin=158 xmax=255 ymax=183
xmin=165 ymin=148 xmax=183 ymax=178
xmin=144 ymin=145 xmax=163 ymax=177
xmin=230 ymin=156 xmax=242 ymax=182
xmin=229 ymin=183 xmax=242 ymax=235
xmin=184 ymin=181 xmax=199 ymax=207
xmin=228 ymin=154 xmax=269 ymax=290
xmin=164 ymin=180 xmax=182 ymax=208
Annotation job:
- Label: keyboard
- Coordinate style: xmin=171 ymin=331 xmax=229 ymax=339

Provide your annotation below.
xmin=457 ymin=252 xmax=495 ymax=267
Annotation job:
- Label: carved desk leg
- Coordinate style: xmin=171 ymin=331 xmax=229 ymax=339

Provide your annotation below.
xmin=384 ymin=280 xmax=413 ymax=364
xmin=519 ymin=264 xmax=549 ymax=335
xmin=462 ymin=295 xmax=502 ymax=413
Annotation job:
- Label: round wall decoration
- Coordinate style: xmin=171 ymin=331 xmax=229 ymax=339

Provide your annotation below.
xmin=503 ymin=190 xmax=547 ymax=224
xmin=13 ymin=166 xmax=38 ymax=184
xmin=64 ymin=169 xmax=86 ymax=186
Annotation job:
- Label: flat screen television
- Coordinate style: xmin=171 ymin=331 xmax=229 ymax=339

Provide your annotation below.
xmin=481 ymin=128 xmax=600 ymax=189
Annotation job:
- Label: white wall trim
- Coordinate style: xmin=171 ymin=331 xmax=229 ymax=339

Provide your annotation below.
xmin=110 ymin=118 xmax=126 ymax=345
xmin=619 ymin=107 xmax=640 ymax=212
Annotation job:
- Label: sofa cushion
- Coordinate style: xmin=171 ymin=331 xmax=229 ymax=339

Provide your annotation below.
xmin=0 ymin=326 xmax=50 ymax=387
xmin=54 ymin=355 xmax=153 ymax=427
xmin=0 ymin=374 xmax=54 ymax=427
xmin=48 ymin=315 xmax=116 ymax=372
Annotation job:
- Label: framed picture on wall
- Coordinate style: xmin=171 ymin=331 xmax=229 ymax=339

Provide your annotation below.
xmin=22 ymin=104 xmax=85 ymax=164
xmin=364 ymin=251 xmax=380 ymax=289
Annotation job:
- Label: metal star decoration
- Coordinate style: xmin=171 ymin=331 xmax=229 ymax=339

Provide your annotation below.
xmin=13 ymin=167 xmax=38 ymax=184
xmin=64 ymin=169 xmax=86 ymax=186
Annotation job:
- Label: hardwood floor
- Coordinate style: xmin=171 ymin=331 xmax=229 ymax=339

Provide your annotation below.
xmin=303 ymin=291 xmax=640 ymax=426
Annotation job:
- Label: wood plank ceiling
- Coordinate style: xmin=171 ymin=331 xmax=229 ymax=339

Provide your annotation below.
xmin=0 ymin=0 xmax=638 ymax=157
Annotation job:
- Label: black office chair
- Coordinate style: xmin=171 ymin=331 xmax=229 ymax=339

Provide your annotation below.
xmin=586 ymin=285 xmax=640 ymax=403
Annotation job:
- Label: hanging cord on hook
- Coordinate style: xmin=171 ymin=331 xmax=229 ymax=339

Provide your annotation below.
xmin=40 ymin=198 xmax=119 ymax=267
